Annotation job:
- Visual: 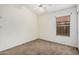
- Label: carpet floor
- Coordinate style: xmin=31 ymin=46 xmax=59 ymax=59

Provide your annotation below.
xmin=0 ymin=39 xmax=79 ymax=55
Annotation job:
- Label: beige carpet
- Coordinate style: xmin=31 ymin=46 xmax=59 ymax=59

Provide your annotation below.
xmin=0 ymin=39 xmax=79 ymax=55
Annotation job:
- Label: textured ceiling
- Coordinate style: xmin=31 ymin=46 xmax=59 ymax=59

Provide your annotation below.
xmin=0 ymin=4 xmax=76 ymax=15
xmin=26 ymin=4 xmax=76 ymax=15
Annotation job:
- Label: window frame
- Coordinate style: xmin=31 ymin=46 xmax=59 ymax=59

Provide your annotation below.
xmin=56 ymin=15 xmax=70 ymax=37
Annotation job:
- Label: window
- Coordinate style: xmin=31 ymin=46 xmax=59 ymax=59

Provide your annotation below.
xmin=56 ymin=15 xmax=70 ymax=36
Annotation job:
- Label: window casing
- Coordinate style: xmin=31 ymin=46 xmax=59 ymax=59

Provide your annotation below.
xmin=56 ymin=15 xmax=70 ymax=36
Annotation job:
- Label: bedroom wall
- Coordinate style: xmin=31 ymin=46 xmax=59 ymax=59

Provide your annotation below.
xmin=0 ymin=5 xmax=78 ymax=51
xmin=39 ymin=6 xmax=78 ymax=47
xmin=77 ymin=5 xmax=79 ymax=49
xmin=0 ymin=5 xmax=38 ymax=51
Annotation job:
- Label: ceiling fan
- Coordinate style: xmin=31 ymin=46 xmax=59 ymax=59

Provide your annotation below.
xmin=37 ymin=4 xmax=47 ymax=12
xmin=34 ymin=4 xmax=52 ymax=14
xmin=38 ymin=4 xmax=52 ymax=7
xmin=38 ymin=4 xmax=47 ymax=8
xmin=38 ymin=4 xmax=44 ymax=7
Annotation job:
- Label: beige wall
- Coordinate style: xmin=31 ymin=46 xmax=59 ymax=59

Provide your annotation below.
xmin=39 ymin=7 xmax=78 ymax=47
xmin=0 ymin=5 xmax=38 ymax=51
xmin=77 ymin=5 xmax=79 ymax=49
xmin=0 ymin=5 xmax=78 ymax=51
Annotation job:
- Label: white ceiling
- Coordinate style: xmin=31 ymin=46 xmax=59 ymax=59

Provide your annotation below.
xmin=26 ymin=4 xmax=76 ymax=15
xmin=0 ymin=4 xmax=76 ymax=15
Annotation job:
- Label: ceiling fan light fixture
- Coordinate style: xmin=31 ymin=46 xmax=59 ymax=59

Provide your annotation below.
xmin=38 ymin=4 xmax=43 ymax=7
